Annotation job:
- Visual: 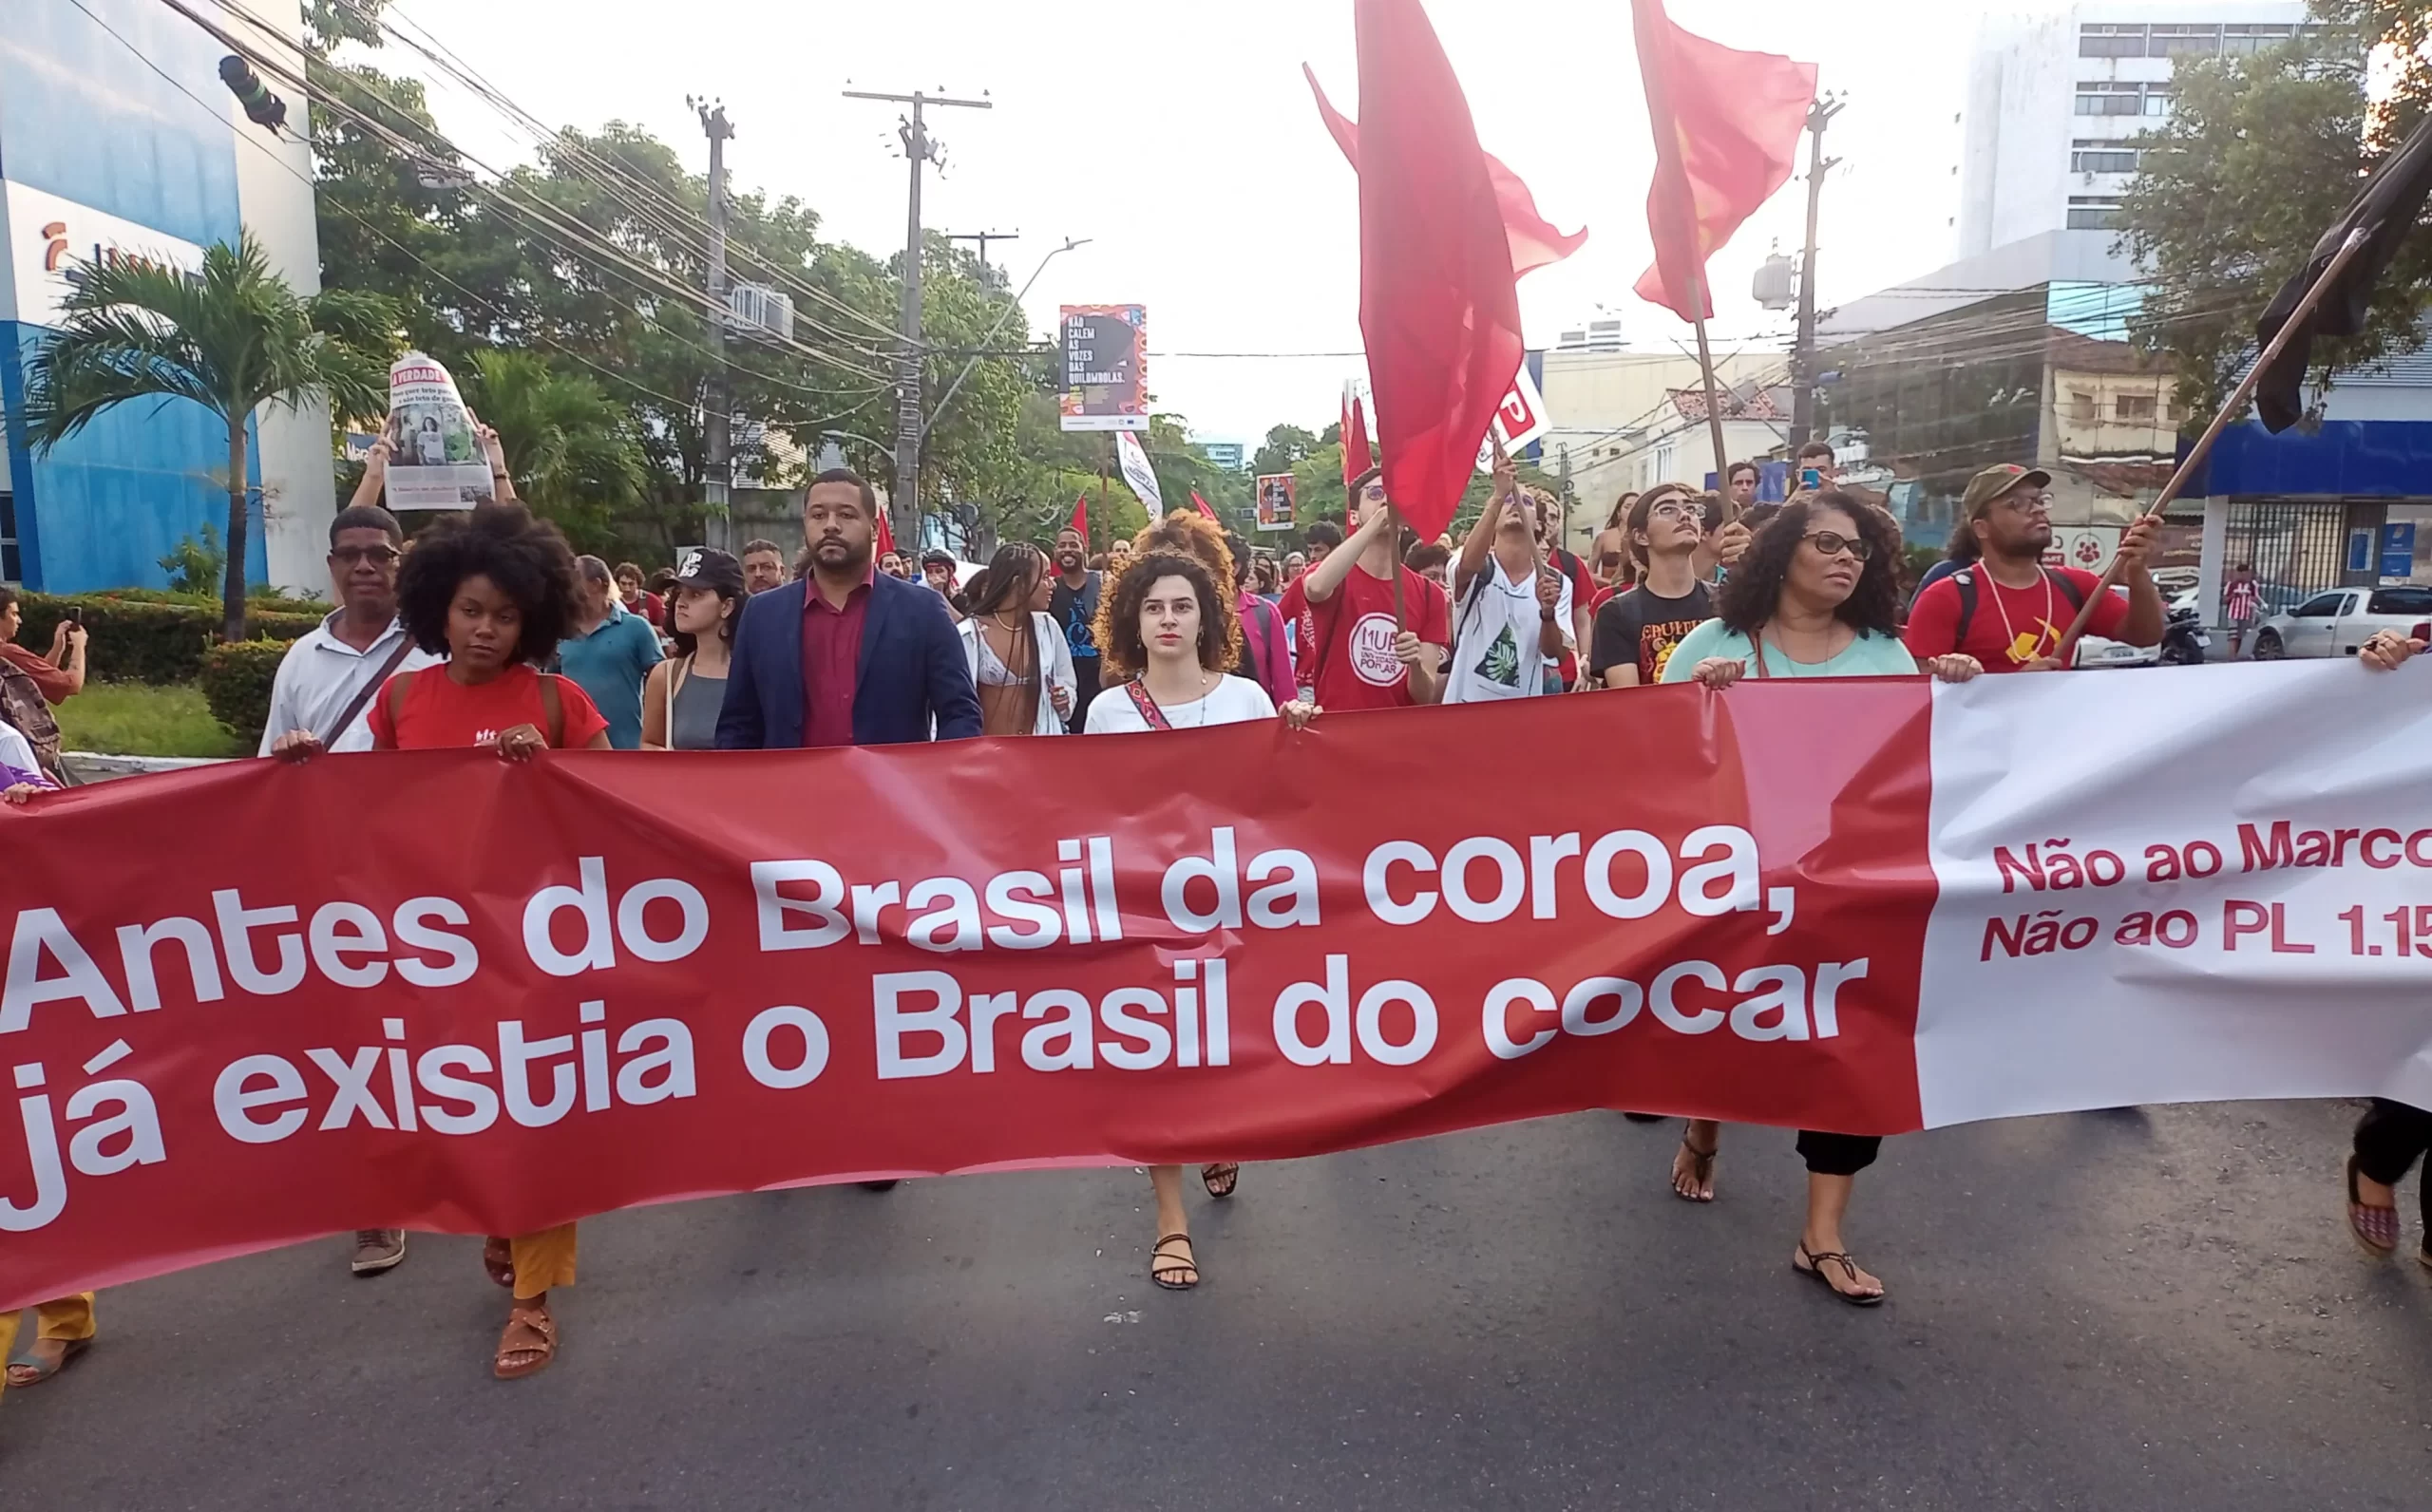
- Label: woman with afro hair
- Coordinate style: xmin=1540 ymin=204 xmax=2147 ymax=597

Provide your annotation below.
xmin=313 ymin=501 xmax=610 ymax=1378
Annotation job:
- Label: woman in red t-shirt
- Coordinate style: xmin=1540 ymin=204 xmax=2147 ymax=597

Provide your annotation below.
xmin=277 ymin=503 xmax=607 ymax=1380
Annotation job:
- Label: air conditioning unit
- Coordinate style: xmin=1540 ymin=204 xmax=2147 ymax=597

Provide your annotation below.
xmin=727 ymin=283 xmax=796 ymax=343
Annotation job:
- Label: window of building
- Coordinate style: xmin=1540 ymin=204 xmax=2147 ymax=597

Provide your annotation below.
xmin=0 ymin=493 xmax=17 ymax=584
xmin=2148 ymin=23 xmax=2220 ymax=57
xmin=2142 ymin=87 xmax=2175 ymax=117
xmin=2075 ymin=82 xmax=2145 ymax=116
xmin=2069 ymin=390 xmax=2098 ymax=424
xmin=2221 ymin=23 xmax=2296 ymax=55
xmin=2079 ymin=23 xmax=2148 ymax=57
xmin=2067 ymin=197 xmax=2123 ymax=230
xmin=2116 ymin=392 xmax=2158 ymax=422
xmin=2072 ymin=144 xmax=2141 ymax=174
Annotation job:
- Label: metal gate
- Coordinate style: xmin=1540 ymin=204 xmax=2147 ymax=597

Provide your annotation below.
xmin=2224 ymin=500 xmax=2350 ymax=614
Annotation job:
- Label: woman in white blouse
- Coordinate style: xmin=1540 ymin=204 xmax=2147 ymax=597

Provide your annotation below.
xmin=1085 ymin=549 xmax=1317 ymax=1289
xmin=955 ymin=542 xmax=1076 ymax=737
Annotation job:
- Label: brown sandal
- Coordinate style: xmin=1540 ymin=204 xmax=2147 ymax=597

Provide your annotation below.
xmin=1795 ymin=1243 xmax=1886 ymax=1307
xmin=493 ymin=1303 xmax=557 ymax=1379
xmin=1150 ymin=1233 xmax=1199 ymax=1291
xmin=1672 ymin=1133 xmax=1718 ymax=1202
xmin=483 ymin=1236 xmax=517 ymax=1289
xmin=1201 ymin=1162 xmax=1241 ymax=1199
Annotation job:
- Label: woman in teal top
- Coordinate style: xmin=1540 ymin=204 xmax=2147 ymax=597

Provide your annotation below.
xmin=1659 ymin=492 xmax=1979 ymax=1308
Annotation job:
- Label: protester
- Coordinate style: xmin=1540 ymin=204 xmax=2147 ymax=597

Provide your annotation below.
xmin=741 ymin=539 xmax=790 ymax=595
xmin=1445 ymin=462 xmax=1568 ymax=703
xmin=1282 ymin=550 xmax=1307 ymax=582
xmin=1532 ymin=487 xmax=1599 ymax=690
xmin=640 ymin=548 xmax=745 ymax=750
xmin=1791 ymin=440 xmax=1837 ymax=497
xmin=919 ymin=549 xmax=967 ymax=623
xmin=1725 ymin=461 xmax=1761 ymax=514
xmin=558 ymin=556 xmax=663 ymax=749
xmin=1903 ymin=463 xmax=2161 ymax=671
xmin=955 ymin=541 xmax=1075 ymax=737
xmin=0 ymin=590 xmax=73 ymax=785
xmin=1304 ymin=520 xmax=1344 ymax=569
xmin=260 ymin=504 xmax=438 ymax=771
xmin=615 ymin=561 xmax=665 ymax=629
xmin=1107 ymin=539 xmax=1135 ymax=578
xmin=717 ymin=468 xmax=981 ymax=750
xmin=0 ymin=586 xmax=86 ymax=708
xmin=1083 ymin=548 xmax=1318 ymax=1289
xmin=1588 ymin=491 xmax=1640 ymax=578
xmin=2 ymin=1295 xmax=95 ymax=1392
xmin=1659 ymin=495 xmax=1980 ymax=1306
xmin=1278 ymin=467 xmax=1448 ymax=709
xmin=1404 ymin=541 xmax=1452 ymax=594
xmin=2223 ymin=562 xmax=2263 ymax=658
xmin=881 ymin=551 xmax=910 ymax=580
xmin=0 ymin=716 xmax=51 ymax=797
xmin=1046 ymin=526 xmax=1105 ymax=732
xmin=1589 ymin=483 xmax=1734 ymax=689
xmin=276 ymin=502 xmax=609 ymax=1376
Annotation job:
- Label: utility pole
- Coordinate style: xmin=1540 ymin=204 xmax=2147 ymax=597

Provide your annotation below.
xmin=1788 ymin=93 xmax=1843 ymax=452
xmin=844 ymin=86 xmax=991 ymax=553
xmin=946 ymin=230 xmax=1019 ymax=279
xmin=691 ymin=97 xmax=735 ymax=552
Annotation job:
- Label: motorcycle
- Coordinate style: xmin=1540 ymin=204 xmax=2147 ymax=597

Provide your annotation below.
xmin=2157 ymin=605 xmax=2211 ymax=667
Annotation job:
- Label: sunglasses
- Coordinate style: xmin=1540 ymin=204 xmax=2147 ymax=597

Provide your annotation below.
xmin=332 ymin=544 xmax=402 ymax=567
xmin=1803 ymin=531 xmax=1873 ymax=561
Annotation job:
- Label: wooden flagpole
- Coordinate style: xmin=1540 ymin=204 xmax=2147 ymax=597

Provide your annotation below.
xmin=2051 ymin=225 xmax=2373 ymax=660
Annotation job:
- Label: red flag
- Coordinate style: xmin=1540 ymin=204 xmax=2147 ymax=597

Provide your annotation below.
xmin=1630 ymin=0 xmax=1815 ymax=322
xmin=1342 ymin=0 xmax=1524 ymax=541
xmin=1304 ymin=63 xmax=1586 ymax=280
xmin=1340 ymin=387 xmax=1375 ymax=487
xmin=874 ymin=508 xmax=897 ymax=559
xmin=1190 ymin=489 xmax=1219 ymax=522
xmin=1066 ymin=493 xmax=1089 ymax=544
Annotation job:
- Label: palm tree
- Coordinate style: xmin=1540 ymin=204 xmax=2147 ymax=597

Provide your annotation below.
xmin=23 ymin=232 xmax=393 ymax=641
xmin=464 ymin=350 xmax=646 ymax=551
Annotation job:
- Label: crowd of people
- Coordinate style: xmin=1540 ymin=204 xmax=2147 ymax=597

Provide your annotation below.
xmin=4 ymin=432 xmax=2427 ymax=1393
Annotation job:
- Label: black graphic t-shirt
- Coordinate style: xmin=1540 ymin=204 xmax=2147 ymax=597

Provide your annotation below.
xmin=1050 ymin=572 xmax=1103 ymax=663
xmin=1590 ymin=582 xmax=1716 ymax=686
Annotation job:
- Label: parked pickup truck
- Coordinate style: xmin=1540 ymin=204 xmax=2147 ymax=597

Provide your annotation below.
xmin=2251 ymin=585 xmax=2432 ymax=660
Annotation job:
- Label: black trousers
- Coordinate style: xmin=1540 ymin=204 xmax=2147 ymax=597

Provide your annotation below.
xmin=2353 ymin=1099 xmax=2432 ymax=1229
xmin=1065 ymin=656 xmax=1103 ymax=734
xmin=1796 ymin=1130 xmax=1881 ymax=1178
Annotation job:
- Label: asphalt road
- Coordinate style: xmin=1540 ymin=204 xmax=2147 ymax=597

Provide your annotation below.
xmin=5 ymin=1098 xmax=2429 ymax=1510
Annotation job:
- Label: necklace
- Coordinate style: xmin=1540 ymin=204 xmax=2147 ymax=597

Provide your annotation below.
xmin=1985 ymin=568 xmax=2056 ymax=665
xmin=1144 ymin=671 xmax=1213 ymax=728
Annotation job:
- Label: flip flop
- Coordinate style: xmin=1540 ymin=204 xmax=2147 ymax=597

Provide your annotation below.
xmin=2346 ymin=1155 xmax=2400 ymax=1256
xmin=6 ymin=1334 xmax=91 ymax=1388
xmin=1795 ymin=1244 xmax=1886 ymax=1308
xmin=1672 ymin=1133 xmax=1717 ymax=1202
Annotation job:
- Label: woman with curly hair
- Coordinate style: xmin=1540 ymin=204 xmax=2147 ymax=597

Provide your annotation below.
xmin=1655 ymin=491 xmax=1978 ymax=1307
xmin=1082 ymin=549 xmax=1317 ymax=1290
xmin=304 ymin=502 xmax=609 ymax=1377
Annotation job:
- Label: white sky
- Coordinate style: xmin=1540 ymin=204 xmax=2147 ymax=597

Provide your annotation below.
xmin=376 ymin=0 xmax=1998 ymax=445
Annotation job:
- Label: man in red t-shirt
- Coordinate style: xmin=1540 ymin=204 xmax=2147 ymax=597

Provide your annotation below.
xmin=1277 ymin=465 xmax=1448 ymax=709
xmin=1903 ymin=463 xmax=2163 ymax=671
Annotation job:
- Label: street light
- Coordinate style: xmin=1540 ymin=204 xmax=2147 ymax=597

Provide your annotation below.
xmin=925 ymin=236 xmax=1092 ymax=436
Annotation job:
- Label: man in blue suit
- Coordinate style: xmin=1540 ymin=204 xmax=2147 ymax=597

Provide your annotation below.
xmin=717 ymin=468 xmax=981 ymax=750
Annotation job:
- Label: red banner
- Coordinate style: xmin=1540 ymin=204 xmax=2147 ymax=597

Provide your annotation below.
xmin=0 ymin=685 xmax=1932 ymax=1309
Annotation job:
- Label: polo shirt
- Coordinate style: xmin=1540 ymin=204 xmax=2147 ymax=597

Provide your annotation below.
xmin=555 ymin=601 xmax=662 ymax=749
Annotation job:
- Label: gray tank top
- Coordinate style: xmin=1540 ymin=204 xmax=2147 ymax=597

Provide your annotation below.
xmin=668 ymin=666 xmax=726 ymax=750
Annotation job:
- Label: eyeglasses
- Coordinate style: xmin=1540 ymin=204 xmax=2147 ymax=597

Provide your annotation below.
xmin=1994 ymin=490 xmax=2052 ymax=514
xmin=332 ymin=544 xmax=401 ymax=567
xmin=1646 ymin=501 xmax=1698 ymax=522
xmin=1803 ymin=531 xmax=1873 ymax=561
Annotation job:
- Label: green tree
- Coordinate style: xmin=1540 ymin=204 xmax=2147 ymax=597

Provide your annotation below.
xmin=465 ymin=350 xmax=648 ymax=552
xmin=23 ymin=234 xmax=393 ymax=640
xmin=2116 ymin=9 xmax=2423 ymax=418
xmin=1253 ymin=423 xmax=1320 ymax=479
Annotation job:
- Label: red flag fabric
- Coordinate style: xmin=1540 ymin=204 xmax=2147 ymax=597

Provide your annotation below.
xmin=874 ymin=508 xmax=897 ymax=559
xmin=1190 ymin=489 xmax=1219 ymax=522
xmin=1630 ymin=0 xmax=1815 ymax=322
xmin=1066 ymin=493 xmax=1089 ymax=544
xmin=1342 ymin=0 xmax=1525 ymax=542
xmin=1304 ymin=64 xmax=1586 ymax=281
xmin=1340 ymin=387 xmax=1375 ymax=487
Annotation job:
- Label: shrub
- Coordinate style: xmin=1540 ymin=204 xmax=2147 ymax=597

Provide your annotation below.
xmin=11 ymin=592 xmax=322 ymax=685
xmin=161 ymin=525 xmax=226 ymax=595
xmin=200 ymin=639 xmax=290 ymax=748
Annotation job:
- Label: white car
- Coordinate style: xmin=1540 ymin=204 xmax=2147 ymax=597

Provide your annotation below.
xmin=2251 ymin=586 xmax=2432 ymax=660
xmin=2073 ymin=583 xmax=2156 ymax=669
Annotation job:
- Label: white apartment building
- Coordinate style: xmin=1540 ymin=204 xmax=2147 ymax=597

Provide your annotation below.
xmin=1958 ymin=3 xmax=2308 ymax=257
xmin=1537 ymin=347 xmax=1783 ymax=549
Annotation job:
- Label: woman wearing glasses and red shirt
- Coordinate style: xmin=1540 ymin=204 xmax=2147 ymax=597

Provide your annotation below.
xmin=278 ymin=501 xmax=608 ymax=1379
xmin=1660 ymin=493 xmax=1980 ymax=1308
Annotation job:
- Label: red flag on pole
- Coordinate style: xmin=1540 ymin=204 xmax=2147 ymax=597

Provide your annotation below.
xmin=1190 ymin=489 xmax=1219 ymax=522
xmin=1341 ymin=0 xmax=1524 ymax=542
xmin=1066 ymin=493 xmax=1089 ymax=545
xmin=1305 ymin=63 xmax=1586 ymax=280
xmin=1340 ymin=387 xmax=1374 ymax=486
xmin=874 ymin=508 xmax=897 ymax=560
xmin=1629 ymin=0 xmax=1815 ymax=322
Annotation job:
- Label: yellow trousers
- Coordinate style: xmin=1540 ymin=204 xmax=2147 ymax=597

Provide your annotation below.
xmin=503 ymin=1225 xmax=577 ymax=1300
xmin=0 ymin=1295 xmax=97 ymax=1398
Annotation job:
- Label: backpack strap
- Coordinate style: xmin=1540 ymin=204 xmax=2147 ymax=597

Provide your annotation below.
xmin=2044 ymin=567 xmax=2088 ymax=613
xmin=1951 ymin=570 xmax=1979 ymax=651
xmin=1238 ymin=599 xmax=1265 ymax=689
xmin=1123 ymin=680 xmax=1174 ymax=730
xmin=539 ymin=672 xmax=565 ymax=748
